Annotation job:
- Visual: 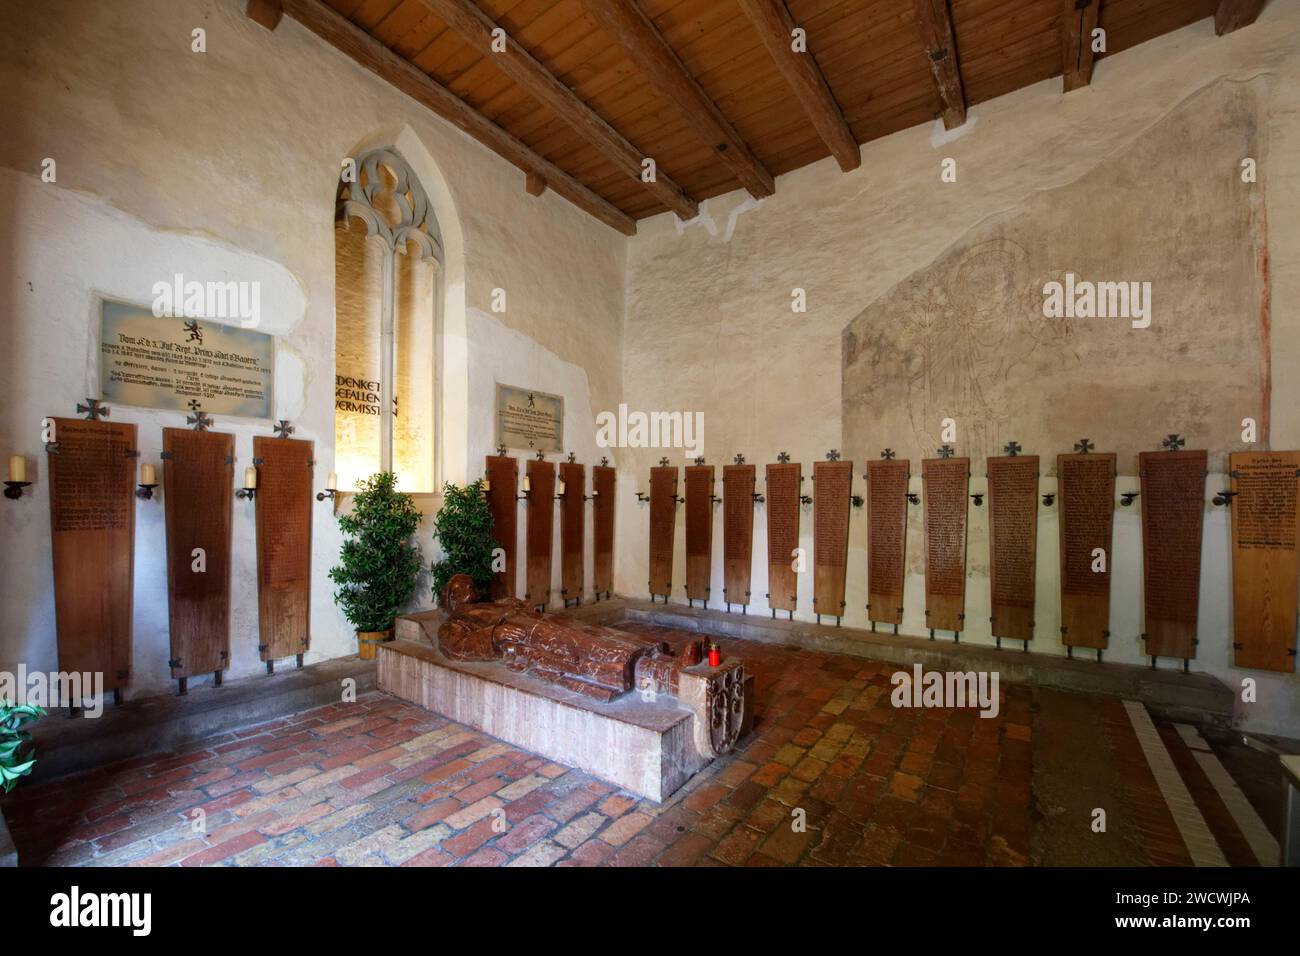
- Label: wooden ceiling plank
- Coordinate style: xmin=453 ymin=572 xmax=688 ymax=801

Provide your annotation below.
xmin=247 ymin=0 xmax=285 ymax=30
xmin=414 ymin=0 xmax=698 ymax=219
xmin=279 ymin=0 xmax=636 ymax=234
xmin=1059 ymin=0 xmax=1101 ymax=92
xmin=912 ymin=0 xmax=967 ymax=128
xmin=578 ymin=0 xmax=776 ymax=198
xmin=1215 ymin=0 xmax=1266 ymax=35
xmin=733 ymin=0 xmax=860 ymax=171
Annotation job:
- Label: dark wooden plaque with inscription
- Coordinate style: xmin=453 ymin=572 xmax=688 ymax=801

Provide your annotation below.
xmin=923 ymin=457 xmax=970 ymax=633
xmin=765 ymin=462 xmax=801 ymax=613
xmin=163 ymin=428 xmax=234 ymax=678
xmin=560 ymin=461 xmax=585 ymax=604
xmin=648 ymin=466 xmax=678 ymax=598
xmin=254 ymin=436 xmax=313 ymax=662
xmin=813 ymin=460 xmax=853 ymax=619
xmin=685 ymin=464 xmax=714 ymax=603
xmin=592 ymin=464 xmax=615 ymax=596
xmin=1057 ymin=452 xmax=1116 ymax=650
xmin=723 ymin=464 xmax=756 ymax=608
xmin=987 ymin=455 xmax=1039 ymax=642
xmin=47 ymin=418 xmax=137 ymax=691
xmin=866 ymin=459 xmax=909 ymax=626
xmin=1229 ymin=451 xmax=1300 ymax=672
xmin=1140 ymin=450 xmax=1207 ymax=661
xmin=484 ymin=455 xmax=518 ymax=599
xmin=525 ymin=459 xmax=555 ymax=609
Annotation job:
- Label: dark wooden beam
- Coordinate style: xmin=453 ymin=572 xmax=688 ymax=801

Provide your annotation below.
xmin=736 ymin=0 xmax=859 ymax=172
xmin=579 ymin=0 xmax=775 ymax=199
xmin=246 ymin=0 xmax=283 ymax=31
xmin=279 ymin=0 xmax=635 ymax=235
xmin=1215 ymin=0 xmax=1267 ymax=34
xmin=417 ymin=0 xmax=697 ymax=220
xmin=1060 ymin=0 xmax=1101 ymax=93
xmin=913 ymin=0 xmax=966 ymax=128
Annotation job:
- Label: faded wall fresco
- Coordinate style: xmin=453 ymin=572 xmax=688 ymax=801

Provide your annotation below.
xmin=843 ymin=78 xmax=1269 ymax=475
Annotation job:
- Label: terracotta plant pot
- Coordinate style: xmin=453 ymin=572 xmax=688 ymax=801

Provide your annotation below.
xmin=357 ymin=628 xmax=393 ymax=661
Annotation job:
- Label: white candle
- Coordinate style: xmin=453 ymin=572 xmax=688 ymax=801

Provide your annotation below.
xmin=327 ymin=472 xmax=338 ymax=491
xmin=8 ymin=455 xmax=26 ymax=483
xmin=141 ymin=463 xmax=156 ymax=486
xmin=244 ymin=466 xmax=258 ymax=489
xmin=482 ymin=477 xmax=491 ymax=492
xmin=557 ymin=478 xmax=566 ymax=496
xmin=522 ymin=475 xmax=531 ymax=493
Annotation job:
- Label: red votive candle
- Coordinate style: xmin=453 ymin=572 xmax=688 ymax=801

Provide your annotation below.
xmin=708 ymin=644 xmax=721 ymax=667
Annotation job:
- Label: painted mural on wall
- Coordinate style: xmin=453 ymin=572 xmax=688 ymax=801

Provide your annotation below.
xmin=842 ymin=78 xmax=1270 ymax=475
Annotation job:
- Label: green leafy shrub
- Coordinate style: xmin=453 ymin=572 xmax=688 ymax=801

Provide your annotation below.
xmin=430 ymin=479 xmax=496 ymax=603
xmin=329 ymin=472 xmax=424 ymax=632
xmin=0 ymin=701 xmax=46 ymax=793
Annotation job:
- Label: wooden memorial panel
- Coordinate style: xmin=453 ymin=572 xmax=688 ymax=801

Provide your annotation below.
xmin=163 ymin=428 xmax=234 ymax=679
xmin=560 ymin=461 xmax=585 ymax=604
xmin=592 ymin=463 xmax=616 ymax=597
xmin=923 ymin=457 xmax=970 ymax=633
xmin=648 ymin=466 xmax=678 ymax=598
xmin=685 ymin=464 xmax=714 ymax=603
xmin=48 ymin=418 xmax=137 ymax=691
xmin=987 ymin=455 xmax=1039 ymax=642
xmin=1057 ymin=452 xmax=1116 ymax=650
xmin=1140 ymin=449 xmax=1207 ymax=661
xmin=813 ymin=460 xmax=853 ymax=620
xmin=723 ymin=463 xmax=756 ymax=608
xmin=525 ymin=459 xmax=556 ymax=609
xmin=1229 ymin=451 xmax=1300 ymax=672
xmin=866 ymin=458 xmax=909 ymax=626
xmin=765 ymin=462 xmax=801 ymax=613
xmin=254 ymin=436 xmax=313 ymax=662
xmin=484 ymin=455 xmax=518 ymax=599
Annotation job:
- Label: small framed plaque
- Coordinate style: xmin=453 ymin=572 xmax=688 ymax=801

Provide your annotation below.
xmin=495 ymin=384 xmax=563 ymax=453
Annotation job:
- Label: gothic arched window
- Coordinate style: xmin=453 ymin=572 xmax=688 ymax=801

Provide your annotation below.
xmin=334 ymin=148 xmax=442 ymax=492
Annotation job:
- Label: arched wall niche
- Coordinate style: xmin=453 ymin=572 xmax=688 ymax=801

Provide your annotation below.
xmin=333 ymin=125 xmax=469 ymax=498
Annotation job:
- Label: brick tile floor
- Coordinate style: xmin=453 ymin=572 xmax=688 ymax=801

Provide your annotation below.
xmin=2 ymin=627 xmax=1277 ymax=866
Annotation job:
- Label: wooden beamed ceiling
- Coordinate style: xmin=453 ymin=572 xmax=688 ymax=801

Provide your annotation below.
xmin=253 ymin=0 xmax=1266 ymax=233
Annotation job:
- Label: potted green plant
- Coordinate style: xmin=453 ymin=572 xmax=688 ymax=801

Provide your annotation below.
xmin=430 ymin=479 xmax=497 ymax=604
xmin=0 ymin=701 xmax=45 ymax=792
xmin=329 ymin=472 xmax=424 ymax=660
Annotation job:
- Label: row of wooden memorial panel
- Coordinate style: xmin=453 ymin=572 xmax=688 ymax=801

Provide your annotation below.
xmin=640 ymin=452 xmax=1300 ymax=673
xmin=483 ymin=456 xmax=615 ymax=608
xmin=46 ymin=418 xmax=313 ymax=689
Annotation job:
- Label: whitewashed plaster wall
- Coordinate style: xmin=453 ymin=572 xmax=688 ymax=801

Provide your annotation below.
xmin=0 ymin=0 xmax=626 ymax=698
xmin=621 ymin=7 xmax=1300 ymax=737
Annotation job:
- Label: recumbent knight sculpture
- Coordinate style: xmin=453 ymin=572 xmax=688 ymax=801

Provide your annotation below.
xmin=436 ymin=574 xmax=746 ymax=758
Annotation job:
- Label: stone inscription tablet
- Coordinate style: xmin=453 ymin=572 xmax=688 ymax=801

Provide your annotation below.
xmin=648 ymin=466 xmax=678 ymax=597
xmin=525 ymin=460 xmax=556 ymax=608
xmin=813 ymin=460 xmax=852 ymax=618
xmin=1140 ymin=450 xmax=1207 ymax=661
xmin=866 ymin=459 xmax=909 ymax=626
xmin=254 ymin=436 xmax=313 ymax=661
xmin=1230 ymin=451 xmax=1300 ymax=671
xmin=1058 ymin=452 xmax=1116 ymax=649
xmin=987 ymin=455 xmax=1038 ymax=642
xmin=485 ymin=455 xmax=518 ymax=599
xmin=560 ymin=461 xmax=585 ymax=602
xmin=765 ymin=462 xmax=801 ymax=613
xmin=163 ymin=428 xmax=234 ymax=678
xmin=48 ymin=418 xmax=137 ymax=690
xmin=684 ymin=465 xmax=714 ymax=603
xmin=100 ymin=300 xmax=274 ymax=418
xmin=923 ymin=457 xmax=970 ymax=633
xmin=592 ymin=464 xmax=616 ymax=596
xmin=723 ymin=464 xmax=756 ymax=608
xmin=495 ymin=384 xmax=563 ymax=453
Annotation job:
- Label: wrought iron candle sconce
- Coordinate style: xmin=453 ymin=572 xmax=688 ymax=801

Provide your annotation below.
xmin=1120 ymin=491 xmax=1139 ymax=507
xmin=3 ymin=480 xmax=30 ymax=501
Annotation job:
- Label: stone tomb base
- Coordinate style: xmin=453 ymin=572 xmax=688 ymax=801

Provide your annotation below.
xmin=377 ymin=635 xmax=712 ymax=802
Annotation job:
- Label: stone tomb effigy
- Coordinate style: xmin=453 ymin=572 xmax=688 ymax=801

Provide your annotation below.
xmin=381 ymin=575 xmax=752 ymax=801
